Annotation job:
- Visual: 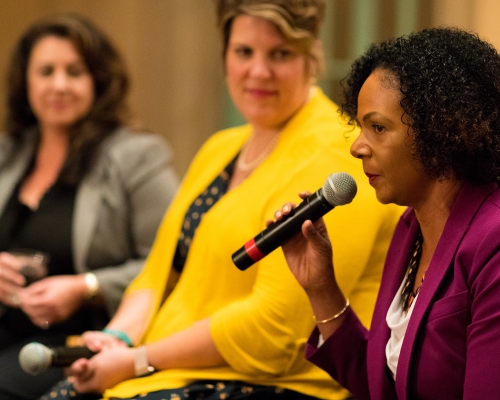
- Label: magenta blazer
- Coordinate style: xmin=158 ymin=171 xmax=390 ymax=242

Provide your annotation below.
xmin=306 ymin=182 xmax=500 ymax=399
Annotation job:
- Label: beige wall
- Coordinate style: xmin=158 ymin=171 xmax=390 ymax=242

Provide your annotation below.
xmin=431 ymin=0 xmax=500 ymax=49
xmin=1 ymin=0 xmax=500 ymax=178
xmin=0 ymin=0 xmax=224 ymax=177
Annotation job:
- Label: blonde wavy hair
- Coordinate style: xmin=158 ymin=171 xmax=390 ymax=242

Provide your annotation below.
xmin=215 ymin=0 xmax=326 ymax=79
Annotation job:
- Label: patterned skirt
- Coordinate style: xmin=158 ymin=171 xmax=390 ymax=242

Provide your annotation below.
xmin=42 ymin=378 xmax=323 ymax=400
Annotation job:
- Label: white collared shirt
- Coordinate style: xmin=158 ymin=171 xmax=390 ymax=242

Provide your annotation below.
xmin=385 ymin=277 xmax=418 ymax=378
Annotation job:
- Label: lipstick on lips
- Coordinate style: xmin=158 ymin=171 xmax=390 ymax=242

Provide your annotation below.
xmin=366 ymin=172 xmax=379 ymax=186
xmin=246 ymin=88 xmax=276 ymax=98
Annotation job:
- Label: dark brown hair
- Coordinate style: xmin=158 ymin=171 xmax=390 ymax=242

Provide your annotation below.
xmin=215 ymin=0 xmax=326 ymax=78
xmin=6 ymin=13 xmax=130 ymax=185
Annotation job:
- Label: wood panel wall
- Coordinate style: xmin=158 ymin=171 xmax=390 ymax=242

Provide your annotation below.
xmin=0 ymin=0 xmax=499 ymax=177
xmin=0 ymin=0 xmax=223 ymax=177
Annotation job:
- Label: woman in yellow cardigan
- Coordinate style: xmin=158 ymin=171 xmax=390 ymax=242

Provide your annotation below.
xmin=45 ymin=1 xmax=403 ymax=399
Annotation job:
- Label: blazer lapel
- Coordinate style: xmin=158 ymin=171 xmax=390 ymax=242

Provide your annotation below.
xmin=72 ymin=131 xmax=122 ymax=273
xmin=0 ymin=133 xmax=36 ymax=215
xmin=368 ymin=210 xmax=420 ymax=399
xmin=377 ymin=210 xmax=421 ymax=322
xmin=395 ymin=182 xmax=498 ymax=399
xmin=72 ymin=175 xmax=103 ymax=273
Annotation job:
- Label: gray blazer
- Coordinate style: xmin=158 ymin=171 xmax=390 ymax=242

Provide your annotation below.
xmin=0 ymin=128 xmax=178 ymax=317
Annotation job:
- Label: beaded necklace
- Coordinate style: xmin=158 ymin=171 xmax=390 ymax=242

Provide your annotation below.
xmin=401 ymin=232 xmax=424 ymax=312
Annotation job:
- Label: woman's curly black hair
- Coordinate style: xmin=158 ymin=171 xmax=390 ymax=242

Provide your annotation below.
xmin=341 ymin=27 xmax=500 ymax=184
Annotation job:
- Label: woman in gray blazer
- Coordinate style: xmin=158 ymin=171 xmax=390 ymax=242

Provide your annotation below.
xmin=0 ymin=13 xmax=178 ymax=400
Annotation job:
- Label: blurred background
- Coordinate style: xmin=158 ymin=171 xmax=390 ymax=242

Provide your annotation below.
xmin=1 ymin=0 xmax=499 ymax=178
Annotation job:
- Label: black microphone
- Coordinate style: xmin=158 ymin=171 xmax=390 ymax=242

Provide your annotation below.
xmin=232 ymin=172 xmax=357 ymax=271
xmin=19 ymin=342 xmax=95 ymax=375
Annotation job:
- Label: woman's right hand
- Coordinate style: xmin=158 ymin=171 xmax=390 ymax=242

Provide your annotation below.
xmin=0 ymin=252 xmax=26 ymax=307
xmin=272 ymin=192 xmax=338 ymax=297
xmin=275 ymin=193 xmax=349 ymax=338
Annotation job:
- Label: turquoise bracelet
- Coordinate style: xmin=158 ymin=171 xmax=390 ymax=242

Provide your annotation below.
xmin=102 ymin=328 xmax=133 ymax=347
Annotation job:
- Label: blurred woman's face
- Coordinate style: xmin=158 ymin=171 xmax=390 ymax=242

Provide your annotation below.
xmin=350 ymin=69 xmax=432 ymax=207
xmin=27 ymin=35 xmax=94 ymax=133
xmin=225 ymin=15 xmax=310 ymax=131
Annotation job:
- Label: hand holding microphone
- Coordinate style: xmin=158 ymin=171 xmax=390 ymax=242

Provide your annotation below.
xmin=19 ymin=342 xmax=95 ymax=375
xmin=232 ymin=172 xmax=357 ymax=270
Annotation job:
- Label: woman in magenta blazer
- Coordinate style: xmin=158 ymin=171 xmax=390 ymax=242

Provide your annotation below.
xmin=277 ymin=27 xmax=500 ymax=399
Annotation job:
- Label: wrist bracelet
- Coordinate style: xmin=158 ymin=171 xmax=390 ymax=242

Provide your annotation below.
xmin=313 ymin=298 xmax=350 ymax=324
xmin=102 ymin=328 xmax=133 ymax=347
xmin=134 ymin=345 xmax=155 ymax=377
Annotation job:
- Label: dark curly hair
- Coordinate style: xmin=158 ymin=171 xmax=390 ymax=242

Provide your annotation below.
xmin=341 ymin=27 xmax=500 ymax=184
xmin=5 ymin=13 xmax=130 ymax=185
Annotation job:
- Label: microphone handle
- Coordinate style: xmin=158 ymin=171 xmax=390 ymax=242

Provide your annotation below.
xmin=51 ymin=346 xmax=96 ymax=366
xmin=255 ymin=189 xmax=333 ymax=254
xmin=232 ymin=189 xmax=333 ymax=270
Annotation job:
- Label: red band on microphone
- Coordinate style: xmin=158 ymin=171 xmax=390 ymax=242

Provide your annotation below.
xmin=244 ymin=238 xmax=265 ymax=262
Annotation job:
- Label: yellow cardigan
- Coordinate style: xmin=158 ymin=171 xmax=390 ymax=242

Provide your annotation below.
xmin=105 ymin=89 xmax=403 ymax=399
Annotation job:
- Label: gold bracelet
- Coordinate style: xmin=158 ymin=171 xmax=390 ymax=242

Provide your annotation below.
xmin=313 ymin=298 xmax=350 ymax=324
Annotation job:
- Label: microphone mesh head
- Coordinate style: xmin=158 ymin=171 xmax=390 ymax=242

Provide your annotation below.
xmin=322 ymin=172 xmax=357 ymax=206
xmin=19 ymin=342 xmax=52 ymax=375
